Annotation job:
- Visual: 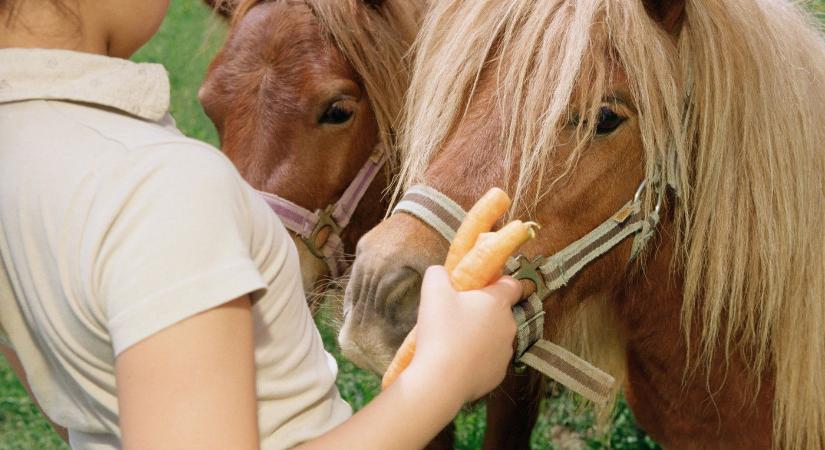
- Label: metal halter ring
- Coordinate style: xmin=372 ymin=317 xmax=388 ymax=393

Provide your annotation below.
xmin=301 ymin=205 xmax=343 ymax=259
xmin=633 ymin=179 xmax=663 ymax=216
xmin=509 ymin=255 xmax=551 ymax=302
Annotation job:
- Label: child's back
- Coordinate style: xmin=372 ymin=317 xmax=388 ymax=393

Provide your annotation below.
xmin=0 ymin=48 xmax=351 ymax=449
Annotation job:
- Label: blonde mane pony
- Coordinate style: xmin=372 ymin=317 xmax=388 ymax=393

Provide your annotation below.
xmin=224 ymin=0 xmax=425 ymax=168
xmin=397 ymin=1 xmax=825 ymax=448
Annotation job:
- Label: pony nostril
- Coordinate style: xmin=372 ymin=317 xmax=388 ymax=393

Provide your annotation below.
xmin=376 ymin=267 xmax=421 ymax=304
xmin=375 ymin=267 xmax=422 ymax=335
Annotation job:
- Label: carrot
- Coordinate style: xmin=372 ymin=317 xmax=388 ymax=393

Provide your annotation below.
xmin=381 ymin=188 xmax=538 ymax=390
xmin=443 ymin=188 xmax=511 ymax=273
xmin=450 ymin=220 xmax=538 ymax=291
xmin=381 ymin=328 xmax=416 ymax=389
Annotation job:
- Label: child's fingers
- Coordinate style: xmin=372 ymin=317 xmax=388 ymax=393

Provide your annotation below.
xmin=420 ymin=265 xmax=456 ymax=301
xmin=480 ymin=276 xmax=523 ymax=306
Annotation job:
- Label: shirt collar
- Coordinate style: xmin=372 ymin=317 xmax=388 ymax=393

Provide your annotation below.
xmin=0 ymin=48 xmax=170 ymax=121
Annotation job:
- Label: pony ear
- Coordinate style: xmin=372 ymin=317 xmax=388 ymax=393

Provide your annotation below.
xmin=642 ymin=0 xmax=686 ymax=35
xmin=202 ymin=0 xmax=236 ymax=19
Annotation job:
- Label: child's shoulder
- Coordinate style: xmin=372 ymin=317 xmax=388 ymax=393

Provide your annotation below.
xmin=3 ymin=98 xmax=244 ymax=202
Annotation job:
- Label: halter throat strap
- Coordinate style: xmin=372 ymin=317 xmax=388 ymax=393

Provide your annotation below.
xmin=257 ymin=144 xmax=388 ymax=278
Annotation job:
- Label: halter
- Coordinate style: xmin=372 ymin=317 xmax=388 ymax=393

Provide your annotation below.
xmin=392 ymin=179 xmax=666 ymax=405
xmin=257 ymin=144 xmax=388 ymax=278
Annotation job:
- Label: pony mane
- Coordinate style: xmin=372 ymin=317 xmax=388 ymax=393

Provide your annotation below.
xmin=222 ymin=0 xmax=425 ymax=169
xmin=398 ymin=1 xmax=825 ymax=448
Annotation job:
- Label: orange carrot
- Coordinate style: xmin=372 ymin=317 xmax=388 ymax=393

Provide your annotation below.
xmin=443 ymin=188 xmax=511 ymax=273
xmin=450 ymin=220 xmax=538 ymax=291
xmin=381 ymin=328 xmax=416 ymax=389
xmin=381 ymin=188 xmax=537 ymax=390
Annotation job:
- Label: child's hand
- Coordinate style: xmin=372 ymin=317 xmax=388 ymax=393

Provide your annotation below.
xmin=299 ymin=267 xmax=521 ymax=449
xmin=409 ymin=265 xmax=522 ymax=403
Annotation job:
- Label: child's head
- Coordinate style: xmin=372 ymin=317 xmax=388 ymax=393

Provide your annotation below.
xmin=0 ymin=0 xmax=170 ymax=58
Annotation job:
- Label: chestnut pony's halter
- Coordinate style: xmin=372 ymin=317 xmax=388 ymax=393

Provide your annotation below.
xmin=392 ymin=178 xmax=667 ymax=405
xmin=257 ymin=144 xmax=388 ymax=278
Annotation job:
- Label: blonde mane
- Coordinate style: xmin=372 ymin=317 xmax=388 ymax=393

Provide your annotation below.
xmin=223 ymin=0 xmax=425 ymax=167
xmin=398 ymin=1 xmax=825 ymax=448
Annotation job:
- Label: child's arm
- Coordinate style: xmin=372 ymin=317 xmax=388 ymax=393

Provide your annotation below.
xmin=114 ymin=266 xmax=520 ymax=450
xmin=296 ymin=266 xmax=522 ymax=450
xmin=116 ymin=296 xmax=260 ymax=450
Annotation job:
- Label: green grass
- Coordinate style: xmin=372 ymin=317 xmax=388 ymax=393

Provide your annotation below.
xmin=2 ymin=0 xmax=824 ymax=448
xmin=0 ymin=359 xmax=68 ymax=449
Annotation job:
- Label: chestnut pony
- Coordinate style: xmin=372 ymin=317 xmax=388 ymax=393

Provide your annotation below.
xmin=342 ymin=0 xmax=825 ymax=449
xmin=198 ymin=0 xmax=423 ymax=292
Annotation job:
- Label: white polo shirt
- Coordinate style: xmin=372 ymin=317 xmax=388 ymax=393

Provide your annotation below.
xmin=0 ymin=48 xmax=351 ymax=449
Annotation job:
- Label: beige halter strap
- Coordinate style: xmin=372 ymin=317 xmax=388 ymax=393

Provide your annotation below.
xmin=391 ymin=180 xmax=665 ymax=406
xmin=256 ymin=144 xmax=388 ymax=278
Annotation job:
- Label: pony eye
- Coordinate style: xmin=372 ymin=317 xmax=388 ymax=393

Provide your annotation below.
xmin=319 ymin=102 xmax=354 ymax=125
xmin=595 ymin=106 xmax=625 ymax=135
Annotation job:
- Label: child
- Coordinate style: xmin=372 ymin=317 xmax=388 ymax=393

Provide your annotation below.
xmin=0 ymin=1 xmax=521 ymax=449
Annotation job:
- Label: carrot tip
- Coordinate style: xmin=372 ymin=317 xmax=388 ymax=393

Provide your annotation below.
xmin=525 ymin=221 xmax=541 ymax=240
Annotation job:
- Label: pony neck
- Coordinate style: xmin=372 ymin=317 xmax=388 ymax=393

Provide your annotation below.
xmin=616 ymin=218 xmax=774 ymax=449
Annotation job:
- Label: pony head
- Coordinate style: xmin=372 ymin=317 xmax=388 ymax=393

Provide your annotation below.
xmin=199 ymin=0 xmax=423 ymax=291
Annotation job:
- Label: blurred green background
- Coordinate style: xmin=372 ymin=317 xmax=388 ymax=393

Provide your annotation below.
xmin=1 ymin=1 xmax=823 ymax=449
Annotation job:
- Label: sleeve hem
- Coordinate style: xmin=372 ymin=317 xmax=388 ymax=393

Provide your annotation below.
xmin=109 ymin=259 xmax=266 ymax=356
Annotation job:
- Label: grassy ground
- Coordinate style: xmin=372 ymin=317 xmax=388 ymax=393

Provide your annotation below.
xmin=2 ymin=1 xmax=823 ymax=449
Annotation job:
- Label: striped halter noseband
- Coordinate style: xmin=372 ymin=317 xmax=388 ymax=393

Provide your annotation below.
xmin=257 ymin=144 xmax=388 ymax=278
xmin=392 ymin=179 xmax=665 ymax=405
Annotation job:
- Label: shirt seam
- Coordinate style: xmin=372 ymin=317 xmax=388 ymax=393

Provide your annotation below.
xmin=106 ymin=260 xmax=262 ymax=329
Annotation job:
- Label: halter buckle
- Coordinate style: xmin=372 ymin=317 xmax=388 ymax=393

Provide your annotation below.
xmin=369 ymin=144 xmax=385 ymax=163
xmin=509 ymin=255 xmax=551 ymax=301
xmin=302 ymin=205 xmax=343 ymax=259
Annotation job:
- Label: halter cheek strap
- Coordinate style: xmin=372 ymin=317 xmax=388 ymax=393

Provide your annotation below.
xmin=505 ymin=180 xmax=662 ymax=294
xmin=257 ymin=144 xmax=388 ymax=278
xmin=391 ymin=181 xmax=665 ymax=406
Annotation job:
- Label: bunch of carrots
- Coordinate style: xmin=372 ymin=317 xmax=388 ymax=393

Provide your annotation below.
xmin=382 ymin=187 xmax=538 ymax=389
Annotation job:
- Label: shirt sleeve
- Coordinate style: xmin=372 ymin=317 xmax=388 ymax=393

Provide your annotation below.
xmin=94 ymin=143 xmax=267 ymax=355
